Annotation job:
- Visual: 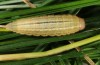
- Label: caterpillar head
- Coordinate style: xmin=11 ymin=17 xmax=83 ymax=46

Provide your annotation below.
xmin=79 ymin=18 xmax=85 ymax=30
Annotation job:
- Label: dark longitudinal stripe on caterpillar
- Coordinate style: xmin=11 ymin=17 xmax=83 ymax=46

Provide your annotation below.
xmin=5 ymin=15 xmax=85 ymax=36
xmin=35 ymin=21 xmax=68 ymax=24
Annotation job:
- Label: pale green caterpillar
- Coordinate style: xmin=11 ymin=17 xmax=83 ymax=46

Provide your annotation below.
xmin=0 ymin=14 xmax=85 ymax=36
xmin=0 ymin=15 xmax=99 ymax=61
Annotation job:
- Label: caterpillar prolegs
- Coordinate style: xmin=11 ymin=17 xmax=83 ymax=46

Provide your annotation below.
xmin=1 ymin=14 xmax=85 ymax=36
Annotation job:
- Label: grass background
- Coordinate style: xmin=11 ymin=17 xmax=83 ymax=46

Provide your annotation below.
xmin=0 ymin=0 xmax=100 ymax=65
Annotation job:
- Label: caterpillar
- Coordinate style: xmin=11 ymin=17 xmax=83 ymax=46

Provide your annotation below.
xmin=0 ymin=14 xmax=85 ymax=36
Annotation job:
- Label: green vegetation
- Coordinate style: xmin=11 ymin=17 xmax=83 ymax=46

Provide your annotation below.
xmin=0 ymin=0 xmax=100 ymax=65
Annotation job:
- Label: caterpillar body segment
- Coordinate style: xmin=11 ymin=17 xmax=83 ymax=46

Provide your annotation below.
xmin=5 ymin=15 xmax=85 ymax=36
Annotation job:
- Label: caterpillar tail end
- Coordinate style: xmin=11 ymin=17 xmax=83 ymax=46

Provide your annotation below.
xmin=0 ymin=25 xmax=5 ymax=28
xmin=0 ymin=25 xmax=10 ymax=32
